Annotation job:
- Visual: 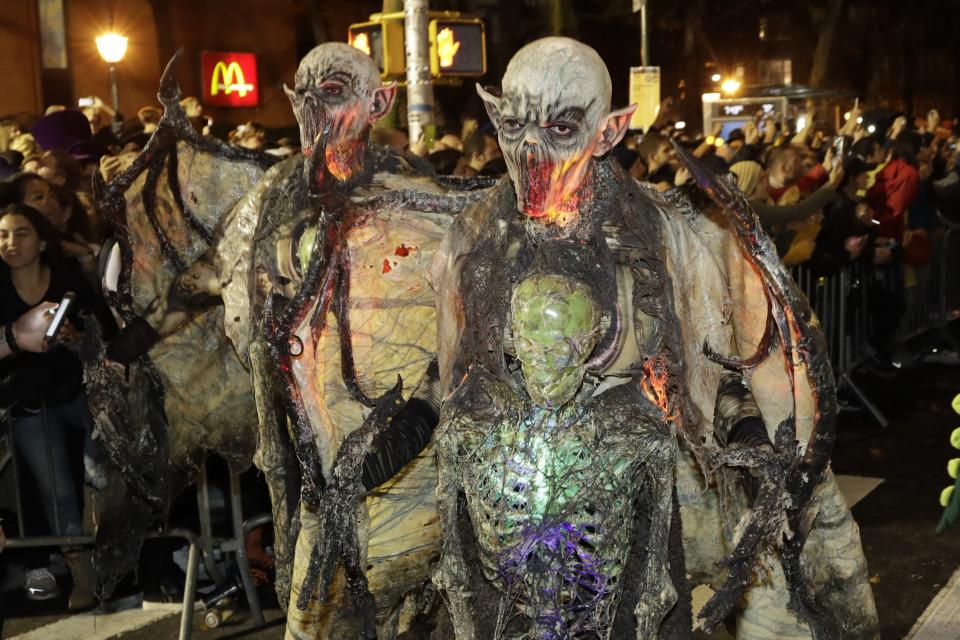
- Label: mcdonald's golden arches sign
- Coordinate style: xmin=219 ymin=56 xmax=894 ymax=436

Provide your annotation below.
xmin=201 ymin=51 xmax=259 ymax=107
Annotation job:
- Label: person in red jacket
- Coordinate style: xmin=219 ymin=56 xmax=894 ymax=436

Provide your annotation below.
xmin=867 ymin=133 xmax=921 ymax=244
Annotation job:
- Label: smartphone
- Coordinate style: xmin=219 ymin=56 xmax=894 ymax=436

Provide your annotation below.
xmin=77 ymin=97 xmax=94 ymax=108
xmin=833 ymin=135 xmax=846 ymax=160
xmin=44 ymin=292 xmax=76 ymax=342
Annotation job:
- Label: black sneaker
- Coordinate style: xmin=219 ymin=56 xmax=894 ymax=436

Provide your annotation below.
xmin=25 ymin=568 xmax=60 ymax=601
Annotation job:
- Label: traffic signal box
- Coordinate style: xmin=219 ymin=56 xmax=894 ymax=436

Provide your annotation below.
xmin=429 ymin=17 xmax=485 ymax=77
xmin=348 ymin=11 xmax=486 ymax=81
xmin=348 ymin=19 xmax=405 ymax=77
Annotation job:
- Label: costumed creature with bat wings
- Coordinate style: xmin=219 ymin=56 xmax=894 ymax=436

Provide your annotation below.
xmin=424 ymin=38 xmax=880 ymax=639
xmin=85 ymin=42 xmax=491 ymax=638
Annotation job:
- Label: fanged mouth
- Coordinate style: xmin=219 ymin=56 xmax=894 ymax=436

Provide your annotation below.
xmin=519 ymin=160 xmax=581 ymax=226
xmin=299 ymin=108 xmax=326 ymax=158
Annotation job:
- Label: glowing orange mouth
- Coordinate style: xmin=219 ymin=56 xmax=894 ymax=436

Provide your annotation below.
xmin=325 ymin=141 xmax=365 ymax=182
xmin=521 ymin=154 xmax=590 ymax=226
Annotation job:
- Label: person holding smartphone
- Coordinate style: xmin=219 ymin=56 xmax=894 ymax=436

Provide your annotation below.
xmin=0 ymin=203 xmax=114 ymax=608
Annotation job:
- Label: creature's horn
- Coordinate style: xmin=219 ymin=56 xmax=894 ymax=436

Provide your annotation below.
xmin=157 ymin=48 xmax=185 ymax=109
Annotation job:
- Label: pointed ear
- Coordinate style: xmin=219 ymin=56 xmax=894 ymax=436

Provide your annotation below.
xmin=370 ymin=82 xmax=397 ymax=123
xmin=593 ymin=104 xmax=637 ymax=156
xmin=283 ymin=83 xmax=297 ymax=106
xmin=476 ymin=83 xmax=503 ymax=128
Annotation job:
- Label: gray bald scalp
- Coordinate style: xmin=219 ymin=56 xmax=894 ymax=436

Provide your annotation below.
xmin=502 ymin=37 xmax=612 ymax=117
xmin=295 ymin=42 xmax=382 ymax=97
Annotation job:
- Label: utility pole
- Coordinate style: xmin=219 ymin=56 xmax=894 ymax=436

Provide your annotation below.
xmin=634 ymin=0 xmax=649 ymax=66
xmin=404 ymin=0 xmax=434 ymax=145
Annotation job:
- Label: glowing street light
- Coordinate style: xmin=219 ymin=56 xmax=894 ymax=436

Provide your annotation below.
xmin=711 ymin=73 xmax=722 ymax=82
xmin=95 ymin=33 xmax=128 ymax=63
xmin=96 ymin=32 xmax=128 ymax=118
xmin=720 ymin=78 xmax=740 ymax=95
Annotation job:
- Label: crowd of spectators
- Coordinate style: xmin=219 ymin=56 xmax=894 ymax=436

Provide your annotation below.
xmin=0 ymin=86 xmax=958 ymax=611
xmin=616 ymin=104 xmax=960 ymax=374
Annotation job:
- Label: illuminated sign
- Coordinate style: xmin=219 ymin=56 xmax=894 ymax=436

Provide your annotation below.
xmin=628 ymin=66 xmax=660 ymax=131
xmin=429 ymin=18 xmax=485 ymax=76
xmin=201 ymin=51 xmax=258 ymax=108
xmin=348 ymin=20 xmax=405 ymax=78
xmin=349 ymin=13 xmax=485 ymax=79
xmin=352 ymin=32 xmax=371 ymax=56
xmin=711 ymin=100 xmax=780 ymax=119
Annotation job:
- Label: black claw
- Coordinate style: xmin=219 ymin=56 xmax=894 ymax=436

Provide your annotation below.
xmin=672 ymin=140 xmax=736 ymax=205
xmin=158 ymin=48 xmax=185 ymax=108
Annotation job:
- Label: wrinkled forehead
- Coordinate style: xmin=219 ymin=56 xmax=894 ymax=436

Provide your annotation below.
xmin=501 ymin=37 xmax=611 ymax=123
xmin=295 ymin=43 xmax=381 ymax=97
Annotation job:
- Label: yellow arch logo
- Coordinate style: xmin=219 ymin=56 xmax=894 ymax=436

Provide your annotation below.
xmin=210 ymin=61 xmax=254 ymax=97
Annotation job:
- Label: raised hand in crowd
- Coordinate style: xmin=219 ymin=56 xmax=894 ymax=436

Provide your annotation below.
xmin=823 ymin=145 xmax=836 ymax=173
xmin=922 ymin=109 xmax=941 ymax=135
xmin=791 ymin=107 xmax=817 ymax=147
xmin=840 ymin=105 xmax=862 ymax=137
xmin=888 ymin=116 xmax=907 ymax=141
xmin=827 ymin=161 xmax=845 ymax=190
xmin=762 ymin=115 xmax=778 ymax=144
xmin=844 ymin=235 xmax=868 ymax=260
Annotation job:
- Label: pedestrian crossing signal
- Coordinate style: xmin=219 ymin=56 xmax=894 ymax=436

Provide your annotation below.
xmin=348 ymin=19 xmax=405 ymax=78
xmin=429 ymin=18 xmax=485 ymax=77
xmin=349 ymin=13 xmax=486 ymax=80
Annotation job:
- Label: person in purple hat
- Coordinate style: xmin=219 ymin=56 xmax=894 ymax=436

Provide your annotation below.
xmin=31 ymin=110 xmax=109 ymax=170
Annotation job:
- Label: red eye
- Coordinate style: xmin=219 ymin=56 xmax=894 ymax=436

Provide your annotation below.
xmin=323 ymin=84 xmax=343 ymax=97
xmin=549 ymin=123 xmax=574 ymax=136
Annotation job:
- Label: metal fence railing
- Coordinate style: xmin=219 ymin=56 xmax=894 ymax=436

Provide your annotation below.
xmin=0 ymin=435 xmax=267 ymax=640
xmin=789 ymin=215 xmax=960 ymax=429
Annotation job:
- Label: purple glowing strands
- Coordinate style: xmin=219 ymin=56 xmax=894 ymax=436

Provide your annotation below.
xmin=497 ymin=520 xmax=613 ymax=637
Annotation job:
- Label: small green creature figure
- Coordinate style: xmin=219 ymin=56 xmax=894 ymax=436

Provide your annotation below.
xmin=435 ymin=272 xmax=678 ymax=639
xmin=511 ymin=274 xmax=601 ymax=407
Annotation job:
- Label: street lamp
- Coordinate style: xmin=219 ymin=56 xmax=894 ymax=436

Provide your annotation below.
xmin=720 ymin=78 xmax=740 ymax=95
xmin=96 ymin=33 xmax=128 ymax=116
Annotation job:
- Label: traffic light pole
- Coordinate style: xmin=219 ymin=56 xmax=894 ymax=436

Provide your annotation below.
xmin=404 ymin=0 xmax=434 ymax=145
xmin=639 ymin=0 xmax=649 ymax=66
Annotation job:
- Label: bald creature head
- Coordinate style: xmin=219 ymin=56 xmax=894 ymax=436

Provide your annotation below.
xmin=285 ymin=42 xmax=397 ymax=181
xmin=478 ymin=38 xmax=635 ymax=225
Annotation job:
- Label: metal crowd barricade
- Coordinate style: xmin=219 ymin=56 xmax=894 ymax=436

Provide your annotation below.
xmin=0 ymin=419 xmax=267 ymax=640
xmin=786 ymin=212 xmax=960 ymax=430
xmin=889 ymin=215 xmax=960 ymax=354
xmin=790 ymin=262 xmax=890 ymax=428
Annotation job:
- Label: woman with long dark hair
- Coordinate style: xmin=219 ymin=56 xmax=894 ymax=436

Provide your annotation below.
xmin=2 ymin=173 xmax=100 ymax=270
xmin=0 ymin=203 xmax=112 ymax=608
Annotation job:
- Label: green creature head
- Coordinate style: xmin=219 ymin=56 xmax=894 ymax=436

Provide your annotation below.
xmin=510 ymin=274 xmax=601 ymax=407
